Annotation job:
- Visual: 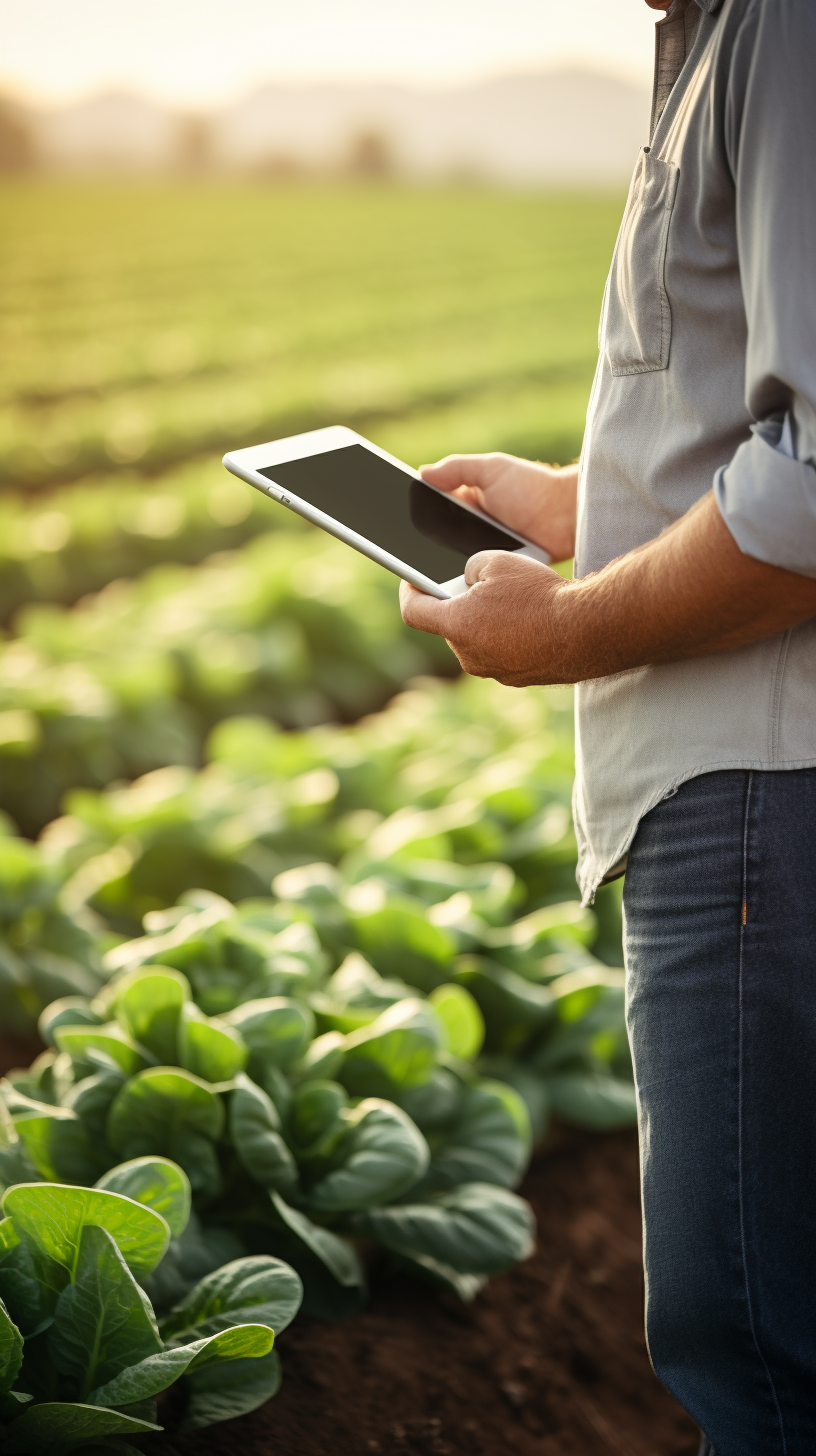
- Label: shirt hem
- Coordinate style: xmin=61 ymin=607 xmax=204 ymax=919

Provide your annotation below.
xmin=575 ymin=755 xmax=816 ymax=905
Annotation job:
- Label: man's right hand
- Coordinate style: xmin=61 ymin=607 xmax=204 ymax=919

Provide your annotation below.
xmin=419 ymin=452 xmax=579 ymax=564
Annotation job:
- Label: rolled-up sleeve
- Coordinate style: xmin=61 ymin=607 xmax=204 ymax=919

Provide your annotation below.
xmin=713 ymin=0 xmax=816 ymax=578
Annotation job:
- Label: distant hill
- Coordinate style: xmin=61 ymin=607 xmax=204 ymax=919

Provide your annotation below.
xmin=13 ymin=70 xmax=650 ymax=184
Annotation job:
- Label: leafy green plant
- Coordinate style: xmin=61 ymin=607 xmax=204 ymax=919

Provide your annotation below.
xmin=10 ymin=950 xmax=536 ymax=1314
xmin=0 ymin=1157 xmax=302 ymax=1452
xmin=0 ymin=830 xmax=103 ymax=1038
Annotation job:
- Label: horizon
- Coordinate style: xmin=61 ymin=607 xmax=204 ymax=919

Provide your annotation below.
xmin=0 ymin=0 xmax=657 ymax=110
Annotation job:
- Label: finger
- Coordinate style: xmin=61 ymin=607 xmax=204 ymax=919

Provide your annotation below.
xmin=419 ymin=454 xmax=504 ymax=494
xmin=399 ymin=581 xmax=455 ymax=636
xmin=463 ymin=549 xmax=508 ymax=586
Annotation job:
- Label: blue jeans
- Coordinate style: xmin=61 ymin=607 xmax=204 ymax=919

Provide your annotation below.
xmin=623 ymin=770 xmax=816 ymax=1456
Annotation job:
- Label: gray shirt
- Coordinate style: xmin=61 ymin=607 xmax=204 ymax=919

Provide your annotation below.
xmin=573 ymin=0 xmax=816 ymax=903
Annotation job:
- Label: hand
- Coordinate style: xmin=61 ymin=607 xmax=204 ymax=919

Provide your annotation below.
xmin=399 ymin=549 xmax=570 ymax=686
xmin=419 ymin=453 xmax=578 ymax=563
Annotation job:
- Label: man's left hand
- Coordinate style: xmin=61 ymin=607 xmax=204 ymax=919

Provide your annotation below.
xmin=399 ymin=550 xmax=570 ymax=685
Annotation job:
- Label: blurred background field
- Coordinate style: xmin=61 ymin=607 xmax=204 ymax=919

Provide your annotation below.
xmin=0 ymin=0 xmax=647 ymax=978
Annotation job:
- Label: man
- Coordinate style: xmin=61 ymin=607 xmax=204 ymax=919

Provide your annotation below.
xmin=399 ymin=2 xmax=816 ymax=1452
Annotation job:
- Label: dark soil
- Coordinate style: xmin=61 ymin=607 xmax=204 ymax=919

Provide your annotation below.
xmin=157 ymin=1131 xmax=699 ymax=1456
xmin=0 ymin=1033 xmax=698 ymax=1455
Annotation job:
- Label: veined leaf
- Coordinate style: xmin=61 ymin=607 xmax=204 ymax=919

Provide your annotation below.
xmin=48 ymin=1225 xmax=161 ymax=1400
xmin=113 ymin=966 xmax=190 ymax=1064
xmin=88 ymin=1322 xmax=273 ymax=1408
xmin=95 ymin=1157 xmax=191 ymax=1238
xmin=159 ymin=1254 xmax=303 ymax=1342
xmin=0 ymin=1295 xmax=23 ymax=1395
xmin=180 ymin=1348 xmax=281 ymax=1431
xmin=287 ymin=1080 xmax=347 ymax=1157
xmin=2 ymin=1183 xmax=170 ymax=1280
xmin=349 ymin=1182 xmax=535 ymax=1275
xmin=0 ymin=1401 xmax=160 ymax=1453
xmin=0 ymin=1221 xmax=67 ymax=1336
xmin=229 ymin=1076 xmax=297 ymax=1195
xmin=178 ymin=1003 xmax=248 ymax=1083
xmin=307 ymin=1098 xmax=429 ymax=1214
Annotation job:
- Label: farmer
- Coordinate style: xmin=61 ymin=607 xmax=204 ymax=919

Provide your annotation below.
xmin=399 ymin=2 xmax=816 ymax=1452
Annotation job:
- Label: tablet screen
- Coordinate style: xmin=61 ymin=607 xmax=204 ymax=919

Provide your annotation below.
xmin=259 ymin=443 xmax=521 ymax=583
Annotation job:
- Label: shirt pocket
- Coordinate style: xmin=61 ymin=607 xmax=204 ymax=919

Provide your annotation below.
xmin=603 ymin=150 xmax=679 ymax=377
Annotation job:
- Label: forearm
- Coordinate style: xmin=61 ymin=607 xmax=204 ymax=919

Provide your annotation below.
xmin=550 ymin=492 xmax=816 ymax=681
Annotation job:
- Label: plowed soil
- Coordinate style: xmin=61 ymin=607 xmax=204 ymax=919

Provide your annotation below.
xmin=159 ymin=1131 xmax=698 ymax=1456
xmin=0 ymin=1034 xmax=698 ymax=1456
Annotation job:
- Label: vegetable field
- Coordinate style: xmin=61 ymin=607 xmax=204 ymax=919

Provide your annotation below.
xmin=0 ymin=178 xmax=692 ymax=1456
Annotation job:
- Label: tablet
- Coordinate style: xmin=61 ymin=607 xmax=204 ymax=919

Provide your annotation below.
xmin=222 ymin=425 xmax=550 ymax=599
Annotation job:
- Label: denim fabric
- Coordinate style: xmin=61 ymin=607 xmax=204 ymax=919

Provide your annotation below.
xmin=623 ymin=769 xmax=816 ymax=1456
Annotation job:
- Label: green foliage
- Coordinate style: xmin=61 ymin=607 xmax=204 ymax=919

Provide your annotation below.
xmin=0 ymin=1159 xmax=302 ymax=1449
xmin=0 ymin=833 xmax=102 ymax=1037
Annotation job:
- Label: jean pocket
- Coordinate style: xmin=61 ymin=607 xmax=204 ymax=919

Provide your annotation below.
xmin=604 ymin=149 xmax=679 ymax=377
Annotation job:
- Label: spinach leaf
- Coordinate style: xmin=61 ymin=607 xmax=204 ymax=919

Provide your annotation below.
xmin=348 ymin=1183 xmax=535 ymax=1275
xmin=159 ymin=1254 xmax=303 ymax=1342
xmin=48 ymin=1225 xmax=161 ymax=1399
xmin=95 ymin=1157 xmax=191 ymax=1238
xmin=306 ymin=1098 xmax=428 ymax=1214
xmin=2 ymin=1184 xmax=170 ymax=1281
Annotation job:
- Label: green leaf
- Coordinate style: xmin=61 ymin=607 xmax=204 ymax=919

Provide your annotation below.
xmin=0 ymin=1222 xmax=67 ymax=1336
xmin=0 ymin=1402 xmax=160 ymax=1454
xmin=475 ymin=1058 xmax=551 ymax=1144
xmin=95 ymin=1158 xmax=191 ymax=1238
xmin=229 ymin=1076 xmax=297 ymax=1195
xmin=55 ymin=1024 xmax=152 ymax=1077
xmin=428 ymin=984 xmax=485 ymax=1061
xmin=140 ymin=1211 xmax=244 ymax=1314
xmin=48 ymin=1225 xmax=161 ymax=1400
xmin=38 ymin=998 xmax=100 ymax=1050
xmin=2 ymin=1183 xmax=170 ymax=1281
xmin=180 ymin=1348 xmax=281 ymax=1431
xmin=307 ymin=1098 xmax=429 ymax=1213
xmin=287 ymin=1080 xmax=347 ymax=1157
xmin=349 ymin=1183 xmax=535 ymax=1275
xmin=295 ymin=1030 xmax=346 ymax=1083
xmin=546 ymin=1073 xmax=637 ymax=1130
xmin=112 ymin=966 xmax=190 ymax=1064
xmin=178 ymin=1003 xmax=248 ymax=1084
xmin=341 ymin=999 xmax=443 ymax=1098
xmin=396 ymin=1069 xmax=463 ymax=1133
xmin=269 ymin=1192 xmax=364 ymax=1290
xmin=13 ymin=1112 xmax=102 ymax=1186
xmin=64 ymin=1071 xmax=125 ymax=1151
xmin=421 ymin=1080 xmax=532 ymax=1191
xmin=454 ymin=956 xmax=554 ymax=1055
xmin=351 ymin=901 xmax=456 ymax=992
xmin=159 ymin=1254 xmax=303 ymax=1342
xmin=107 ymin=1068 xmax=224 ymax=1156
xmin=223 ymin=998 xmax=314 ymax=1068
xmin=88 ymin=1322 xmax=273 ymax=1408
xmin=0 ymin=1295 xmax=23 ymax=1395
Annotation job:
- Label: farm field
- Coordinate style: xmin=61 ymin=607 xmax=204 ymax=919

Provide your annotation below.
xmin=0 ymin=178 xmax=695 ymax=1456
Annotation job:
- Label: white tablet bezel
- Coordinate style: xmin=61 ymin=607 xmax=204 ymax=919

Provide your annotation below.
xmin=222 ymin=425 xmax=550 ymax=599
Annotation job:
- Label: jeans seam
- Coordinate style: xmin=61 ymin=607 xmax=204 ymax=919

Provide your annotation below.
xmin=738 ymin=770 xmax=788 ymax=1454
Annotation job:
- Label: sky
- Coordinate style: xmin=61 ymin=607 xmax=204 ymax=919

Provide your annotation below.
xmin=0 ymin=0 xmax=658 ymax=109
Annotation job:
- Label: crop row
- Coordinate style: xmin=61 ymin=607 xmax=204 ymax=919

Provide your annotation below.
xmin=1 ymin=182 xmax=616 ymax=489
xmin=0 ymin=530 xmax=458 ymax=836
xmin=0 ymin=797 xmax=630 ymax=1449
